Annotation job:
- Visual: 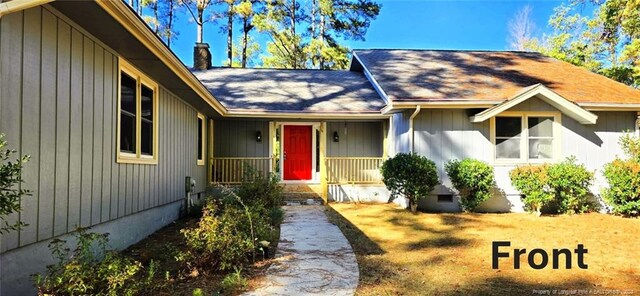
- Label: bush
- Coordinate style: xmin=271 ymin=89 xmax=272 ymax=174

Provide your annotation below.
xmin=510 ymin=164 xmax=553 ymax=214
xmin=547 ymin=157 xmax=595 ymax=214
xmin=602 ymin=133 xmax=640 ymax=217
xmin=34 ymin=228 xmax=146 ymax=296
xmin=0 ymin=133 xmax=31 ymax=234
xmin=220 ymin=268 xmax=248 ymax=294
xmin=178 ymin=199 xmax=254 ymax=272
xmin=603 ymin=159 xmax=640 ymax=216
xmin=381 ymin=153 xmax=439 ymax=212
xmin=235 ymin=167 xmax=283 ymax=208
xmin=510 ymin=157 xmax=595 ymax=215
xmin=445 ymin=159 xmax=495 ymax=212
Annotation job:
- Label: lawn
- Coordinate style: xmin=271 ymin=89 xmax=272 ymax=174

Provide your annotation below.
xmin=327 ymin=203 xmax=639 ymax=296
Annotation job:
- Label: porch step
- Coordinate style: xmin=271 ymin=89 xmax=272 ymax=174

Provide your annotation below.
xmin=282 ymin=192 xmax=324 ymax=205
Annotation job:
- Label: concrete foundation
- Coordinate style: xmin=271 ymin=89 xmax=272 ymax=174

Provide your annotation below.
xmin=0 ymin=200 xmax=183 ymax=295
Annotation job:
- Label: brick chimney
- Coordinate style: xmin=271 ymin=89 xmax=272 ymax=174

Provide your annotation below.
xmin=193 ymin=43 xmax=212 ymax=70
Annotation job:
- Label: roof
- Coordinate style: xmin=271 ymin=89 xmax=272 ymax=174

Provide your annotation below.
xmin=193 ymin=68 xmax=386 ymax=114
xmin=353 ymin=49 xmax=640 ymax=105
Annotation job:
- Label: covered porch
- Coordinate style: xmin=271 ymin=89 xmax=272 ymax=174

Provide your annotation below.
xmin=208 ymin=119 xmax=389 ymax=202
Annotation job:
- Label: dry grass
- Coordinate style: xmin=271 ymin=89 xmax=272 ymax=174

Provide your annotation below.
xmin=327 ymin=203 xmax=640 ymax=296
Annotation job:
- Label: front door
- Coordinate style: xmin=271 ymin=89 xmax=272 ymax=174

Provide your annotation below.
xmin=283 ymin=125 xmax=312 ymax=180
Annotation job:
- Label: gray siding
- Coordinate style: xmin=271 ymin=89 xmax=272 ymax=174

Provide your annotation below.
xmin=405 ymin=97 xmax=637 ymax=211
xmin=326 ymin=121 xmax=383 ymax=157
xmin=0 ymin=6 xmax=207 ymax=253
xmin=214 ymin=120 xmax=270 ymax=157
xmin=391 ymin=111 xmax=411 ymax=154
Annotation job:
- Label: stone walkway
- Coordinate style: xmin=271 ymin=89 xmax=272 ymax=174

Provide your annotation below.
xmin=243 ymin=205 xmax=359 ymax=296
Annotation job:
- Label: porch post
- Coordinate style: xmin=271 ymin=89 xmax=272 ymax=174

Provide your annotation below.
xmin=382 ymin=120 xmax=389 ymax=159
xmin=269 ymin=121 xmax=275 ymax=173
xmin=208 ymin=119 xmax=215 ymax=185
xmin=320 ymin=121 xmax=328 ymax=203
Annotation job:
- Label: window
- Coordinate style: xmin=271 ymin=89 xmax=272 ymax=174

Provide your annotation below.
xmin=117 ymin=59 xmax=158 ymax=164
xmin=492 ymin=112 xmax=560 ymax=163
xmin=197 ymin=113 xmax=205 ymax=166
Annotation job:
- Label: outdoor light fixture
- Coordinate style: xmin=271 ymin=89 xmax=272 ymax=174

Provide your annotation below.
xmin=256 ymin=131 xmax=262 ymax=142
xmin=333 ymin=131 xmax=339 ymax=142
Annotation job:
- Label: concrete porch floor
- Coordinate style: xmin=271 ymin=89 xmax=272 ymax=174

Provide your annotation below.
xmin=243 ymin=205 xmax=358 ymax=296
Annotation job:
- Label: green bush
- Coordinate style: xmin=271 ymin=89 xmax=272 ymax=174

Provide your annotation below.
xmin=381 ymin=153 xmax=439 ymax=212
xmin=235 ymin=167 xmax=284 ymax=208
xmin=220 ymin=268 xmax=248 ymax=294
xmin=603 ymin=159 xmax=640 ymax=216
xmin=602 ymin=133 xmax=640 ymax=217
xmin=178 ymin=199 xmax=254 ymax=272
xmin=547 ymin=157 xmax=595 ymax=214
xmin=510 ymin=164 xmax=553 ymax=214
xmin=510 ymin=157 xmax=595 ymax=214
xmin=0 ymin=133 xmax=31 ymax=234
xmin=445 ymin=159 xmax=495 ymax=212
xmin=34 ymin=228 xmax=145 ymax=296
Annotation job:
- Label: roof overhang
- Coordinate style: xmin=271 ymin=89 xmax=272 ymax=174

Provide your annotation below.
xmin=470 ymin=84 xmax=598 ymax=125
xmin=225 ymin=110 xmax=389 ymax=120
xmin=0 ymin=0 xmax=52 ymax=17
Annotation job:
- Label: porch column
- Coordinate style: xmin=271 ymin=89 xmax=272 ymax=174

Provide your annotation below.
xmin=320 ymin=122 xmax=328 ymax=202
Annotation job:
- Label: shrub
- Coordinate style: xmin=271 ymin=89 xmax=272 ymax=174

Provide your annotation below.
xmin=0 ymin=133 xmax=31 ymax=234
xmin=603 ymin=159 xmax=640 ymax=216
xmin=178 ymin=199 xmax=254 ymax=272
xmin=547 ymin=156 xmax=595 ymax=214
xmin=510 ymin=157 xmax=595 ymax=215
xmin=510 ymin=164 xmax=553 ymax=214
xmin=445 ymin=159 xmax=495 ymax=212
xmin=235 ymin=167 xmax=283 ymax=208
xmin=220 ymin=268 xmax=248 ymax=294
xmin=602 ymin=133 xmax=640 ymax=217
xmin=381 ymin=153 xmax=439 ymax=212
xmin=34 ymin=228 xmax=145 ymax=296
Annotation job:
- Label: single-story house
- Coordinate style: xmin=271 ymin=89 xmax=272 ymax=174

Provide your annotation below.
xmin=1 ymin=0 xmax=639 ymax=294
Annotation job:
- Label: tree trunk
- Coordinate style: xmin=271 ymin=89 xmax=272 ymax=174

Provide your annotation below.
xmin=167 ymin=0 xmax=175 ymax=47
xmin=291 ymin=0 xmax=297 ymax=69
xmin=319 ymin=13 xmax=325 ymax=69
xmin=153 ymin=1 xmax=159 ymax=33
xmin=242 ymin=18 xmax=248 ymax=68
xmin=227 ymin=4 xmax=234 ymax=67
xmin=197 ymin=9 xmax=204 ymax=43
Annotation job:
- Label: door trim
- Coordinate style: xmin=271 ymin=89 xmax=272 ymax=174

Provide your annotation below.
xmin=279 ymin=122 xmax=320 ymax=184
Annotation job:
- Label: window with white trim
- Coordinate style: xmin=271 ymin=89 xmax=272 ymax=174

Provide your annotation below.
xmin=492 ymin=112 xmax=560 ymax=163
xmin=197 ymin=113 xmax=205 ymax=166
xmin=117 ymin=59 xmax=158 ymax=164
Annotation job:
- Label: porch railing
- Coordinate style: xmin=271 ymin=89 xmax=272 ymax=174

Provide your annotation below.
xmin=325 ymin=157 xmax=384 ymax=184
xmin=211 ymin=157 xmax=272 ymax=184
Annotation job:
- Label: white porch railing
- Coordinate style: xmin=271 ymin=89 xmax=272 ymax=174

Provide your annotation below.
xmin=211 ymin=157 xmax=272 ymax=184
xmin=325 ymin=157 xmax=384 ymax=184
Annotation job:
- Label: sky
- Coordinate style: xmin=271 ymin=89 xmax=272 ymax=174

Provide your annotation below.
xmin=166 ymin=0 xmax=571 ymax=67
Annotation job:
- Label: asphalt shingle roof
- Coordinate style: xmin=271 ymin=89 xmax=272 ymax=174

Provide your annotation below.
xmin=353 ymin=49 xmax=640 ymax=104
xmin=193 ymin=68 xmax=385 ymax=113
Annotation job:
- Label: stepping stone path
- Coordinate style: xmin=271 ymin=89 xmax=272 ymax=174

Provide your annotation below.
xmin=243 ymin=205 xmax=359 ymax=296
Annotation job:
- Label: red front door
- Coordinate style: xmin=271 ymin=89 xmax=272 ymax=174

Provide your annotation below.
xmin=283 ymin=125 xmax=312 ymax=180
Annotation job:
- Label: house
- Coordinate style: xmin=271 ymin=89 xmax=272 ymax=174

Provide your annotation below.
xmin=1 ymin=1 xmax=639 ymax=295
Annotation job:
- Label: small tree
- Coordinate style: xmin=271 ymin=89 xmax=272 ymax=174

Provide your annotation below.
xmin=0 ymin=133 xmax=30 ymax=234
xmin=380 ymin=153 xmax=439 ymax=212
xmin=445 ymin=159 xmax=495 ymax=212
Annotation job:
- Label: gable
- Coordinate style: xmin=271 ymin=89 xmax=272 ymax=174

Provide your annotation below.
xmin=470 ymin=84 xmax=598 ymax=125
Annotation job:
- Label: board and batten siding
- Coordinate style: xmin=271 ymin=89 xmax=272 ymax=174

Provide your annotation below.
xmin=0 ymin=6 xmax=206 ymax=253
xmin=406 ymin=96 xmax=637 ymax=211
xmin=326 ymin=121 xmax=383 ymax=157
xmin=390 ymin=111 xmax=411 ymax=154
xmin=214 ymin=120 xmax=270 ymax=157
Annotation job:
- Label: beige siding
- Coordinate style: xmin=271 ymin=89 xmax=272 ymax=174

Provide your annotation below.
xmin=0 ymin=6 xmax=207 ymax=253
